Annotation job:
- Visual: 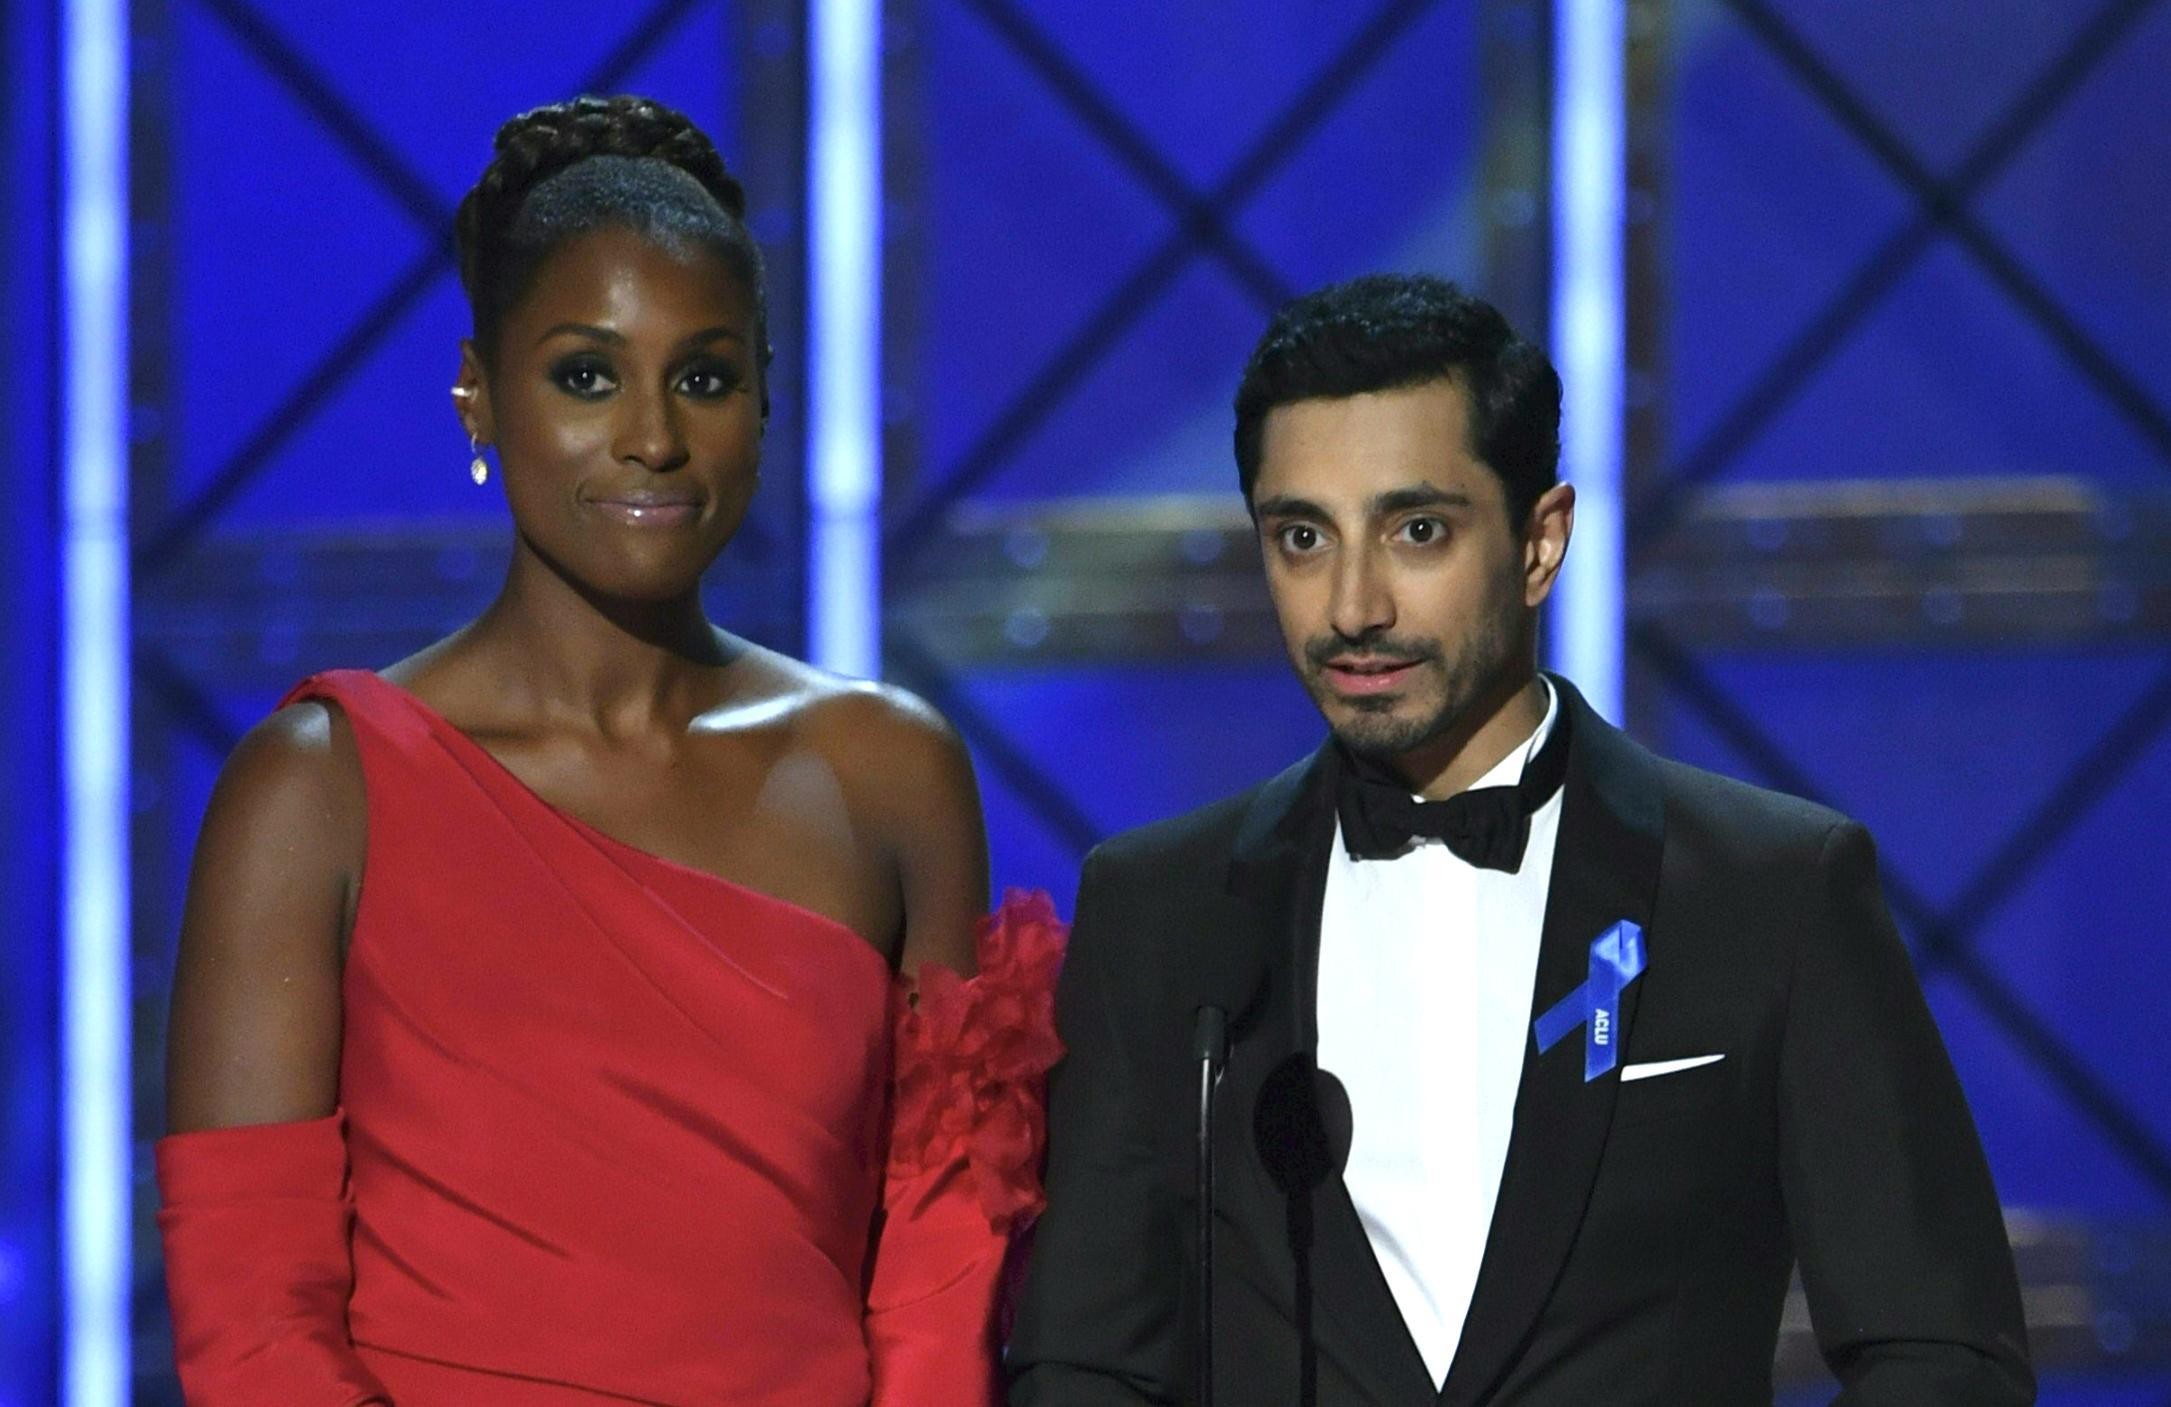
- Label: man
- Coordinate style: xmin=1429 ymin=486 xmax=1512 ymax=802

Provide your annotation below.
xmin=1007 ymin=275 xmax=2031 ymax=1406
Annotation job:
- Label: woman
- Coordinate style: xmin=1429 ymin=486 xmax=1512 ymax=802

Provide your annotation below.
xmin=157 ymin=94 xmax=1061 ymax=1405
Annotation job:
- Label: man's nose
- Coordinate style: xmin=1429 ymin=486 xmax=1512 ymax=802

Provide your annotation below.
xmin=1327 ymin=545 xmax=1395 ymax=640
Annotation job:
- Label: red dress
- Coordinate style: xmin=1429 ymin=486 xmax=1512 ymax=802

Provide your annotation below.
xmin=156 ymin=670 xmax=1064 ymax=1405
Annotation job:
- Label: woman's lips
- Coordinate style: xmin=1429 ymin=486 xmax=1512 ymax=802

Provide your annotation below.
xmin=1322 ymin=658 xmax=1421 ymax=696
xmin=586 ymin=494 xmax=701 ymax=527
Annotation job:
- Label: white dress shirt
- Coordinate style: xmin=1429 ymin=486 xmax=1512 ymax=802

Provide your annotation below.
xmin=1315 ymin=680 xmax=1562 ymax=1388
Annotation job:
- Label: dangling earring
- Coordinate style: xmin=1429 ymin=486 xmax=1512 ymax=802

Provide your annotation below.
xmin=469 ymin=434 xmax=489 ymax=486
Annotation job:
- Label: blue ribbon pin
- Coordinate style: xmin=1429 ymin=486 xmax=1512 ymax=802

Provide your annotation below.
xmin=1532 ymin=920 xmax=1647 ymax=1082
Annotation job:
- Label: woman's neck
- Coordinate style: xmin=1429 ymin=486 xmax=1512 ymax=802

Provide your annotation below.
xmin=458 ymin=544 xmax=738 ymax=736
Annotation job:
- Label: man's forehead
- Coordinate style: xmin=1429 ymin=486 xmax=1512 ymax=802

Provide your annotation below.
xmin=1254 ymin=385 xmax=1495 ymax=508
xmin=1263 ymin=377 xmax=1466 ymax=428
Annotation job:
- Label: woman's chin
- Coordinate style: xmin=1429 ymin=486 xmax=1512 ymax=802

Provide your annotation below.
xmin=546 ymin=551 xmax=716 ymax=612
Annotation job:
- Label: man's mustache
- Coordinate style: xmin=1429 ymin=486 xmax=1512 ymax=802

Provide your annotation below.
xmin=1302 ymin=635 xmax=1440 ymax=669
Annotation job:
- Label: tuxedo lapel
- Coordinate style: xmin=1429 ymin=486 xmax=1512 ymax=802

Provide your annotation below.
xmin=1440 ymin=679 xmax=1666 ymax=1407
xmin=1229 ymin=748 xmax=1440 ymax=1405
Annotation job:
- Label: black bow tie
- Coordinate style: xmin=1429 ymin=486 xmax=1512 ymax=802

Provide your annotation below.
xmin=1332 ymin=701 xmax=1572 ymax=871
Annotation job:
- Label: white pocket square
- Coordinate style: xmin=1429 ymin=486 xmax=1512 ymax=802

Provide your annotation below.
xmin=1619 ymin=1053 xmax=1726 ymax=1082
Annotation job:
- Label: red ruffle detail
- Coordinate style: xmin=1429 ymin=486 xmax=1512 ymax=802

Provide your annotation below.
xmin=890 ymin=889 xmax=1067 ymax=1227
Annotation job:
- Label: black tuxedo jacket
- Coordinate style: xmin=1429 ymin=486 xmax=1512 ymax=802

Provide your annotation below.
xmin=1008 ymin=679 xmax=2032 ymax=1406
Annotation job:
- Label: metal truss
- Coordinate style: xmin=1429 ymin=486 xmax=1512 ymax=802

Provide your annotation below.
xmin=1618 ymin=0 xmax=2171 ymax=1214
xmin=1629 ymin=0 xmax=2171 ymax=556
xmin=883 ymin=0 xmax=1444 ymax=568
xmin=884 ymin=0 xmax=1449 ymax=860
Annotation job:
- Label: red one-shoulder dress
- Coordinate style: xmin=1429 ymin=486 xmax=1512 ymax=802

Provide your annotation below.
xmin=155 ymin=670 xmax=1064 ymax=1405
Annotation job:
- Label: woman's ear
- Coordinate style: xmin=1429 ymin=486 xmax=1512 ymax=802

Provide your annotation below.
xmin=452 ymin=340 xmax=495 ymax=444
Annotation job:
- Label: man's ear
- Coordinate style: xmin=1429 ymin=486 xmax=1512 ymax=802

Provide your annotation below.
xmin=452 ymin=340 xmax=495 ymax=445
xmin=1522 ymin=481 xmax=1576 ymax=609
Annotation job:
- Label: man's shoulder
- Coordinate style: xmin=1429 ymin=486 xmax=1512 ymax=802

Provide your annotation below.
xmin=1645 ymin=746 xmax=1854 ymax=869
xmin=1558 ymin=672 xmax=1853 ymax=862
xmin=1085 ymin=752 xmax=1315 ymax=881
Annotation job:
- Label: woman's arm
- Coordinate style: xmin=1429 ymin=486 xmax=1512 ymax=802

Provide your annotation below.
xmin=167 ymin=701 xmax=358 ymax=1130
xmin=870 ymin=687 xmax=990 ymax=981
xmin=159 ymin=701 xmax=389 ymax=1405
xmin=832 ymin=687 xmax=1059 ymax=1407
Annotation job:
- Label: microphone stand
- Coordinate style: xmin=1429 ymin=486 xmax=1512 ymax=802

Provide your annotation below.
xmin=1193 ymin=1005 xmax=1230 ymax=1407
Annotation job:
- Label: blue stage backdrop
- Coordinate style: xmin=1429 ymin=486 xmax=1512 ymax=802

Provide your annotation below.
xmin=881 ymin=0 xmax=1508 ymax=902
xmin=4 ymin=1 xmax=64 ymax=1401
xmin=1 ymin=1 xmax=2165 ymax=1403
xmin=1640 ymin=5 xmax=2171 ymax=1400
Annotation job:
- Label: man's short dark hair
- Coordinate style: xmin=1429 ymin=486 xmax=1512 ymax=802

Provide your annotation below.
xmin=1232 ymin=274 xmax=1563 ymax=525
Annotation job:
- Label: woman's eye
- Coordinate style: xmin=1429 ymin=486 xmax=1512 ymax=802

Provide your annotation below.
xmin=552 ymin=360 xmax=616 ymax=398
xmin=677 ymin=364 xmax=741 ymax=399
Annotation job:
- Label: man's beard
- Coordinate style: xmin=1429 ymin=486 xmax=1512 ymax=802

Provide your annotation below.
xmin=1304 ymin=604 xmax=1518 ymax=763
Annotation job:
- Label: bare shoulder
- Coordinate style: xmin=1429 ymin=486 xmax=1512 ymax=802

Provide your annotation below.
xmin=813 ymin=680 xmax=969 ymax=779
xmin=731 ymin=648 xmax=986 ymax=972
xmin=730 ymin=644 xmax=972 ymax=795
xmin=166 ymin=698 xmax=364 ymax=1132
xmin=209 ymin=699 xmax=366 ymax=849
xmin=188 ymin=697 xmax=368 ymax=957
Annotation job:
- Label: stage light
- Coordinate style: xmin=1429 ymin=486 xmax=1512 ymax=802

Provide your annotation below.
xmin=61 ymin=0 xmax=132 ymax=1400
xmin=1551 ymin=0 xmax=1625 ymax=721
xmin=809 ymin=0 xmax=883 ymax=678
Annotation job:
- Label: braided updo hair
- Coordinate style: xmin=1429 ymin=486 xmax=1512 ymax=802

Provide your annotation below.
xmin=455 ymin=95 xmax=770 ymax=392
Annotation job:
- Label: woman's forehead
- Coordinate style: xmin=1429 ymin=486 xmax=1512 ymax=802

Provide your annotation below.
xmin=509 ymin=228 xmax=754 ymax=335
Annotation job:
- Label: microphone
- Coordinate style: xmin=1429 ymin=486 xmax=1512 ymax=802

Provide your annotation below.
xmin=1193 ymin=1003 xmax=1230 ymax=1407
xmin=1253 ymin=1056 xmax=1351 ymax=1197
xmin=1190 ymin=939 xmax=1259 ymax=1407
xmin=1254 ymin=1054 xmax=1353 ymax=1407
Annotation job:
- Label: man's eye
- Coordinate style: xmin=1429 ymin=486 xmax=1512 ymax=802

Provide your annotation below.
xmin=1278 ymin=524 xmax=1323 ymax=553
xmin=1399 ymin=517 xmax=1445 ymax=545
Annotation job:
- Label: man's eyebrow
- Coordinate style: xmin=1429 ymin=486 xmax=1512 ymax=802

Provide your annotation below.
xmin=1250 ymin=494 xmax=1326 ymax=519
xmin=1370 ymin=485 xmax=1473 ymax=515
xmin=1253 ymin=486 xmax=1475 ymax=520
